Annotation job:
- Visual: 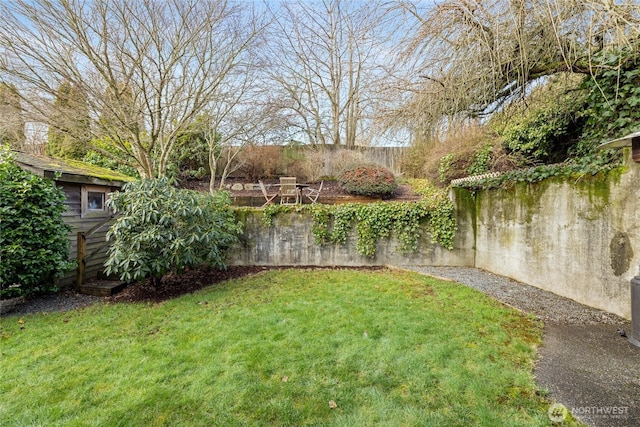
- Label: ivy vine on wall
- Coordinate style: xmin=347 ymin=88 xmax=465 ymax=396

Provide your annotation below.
xmin=260 ymin=181 xmax=456 ymax=257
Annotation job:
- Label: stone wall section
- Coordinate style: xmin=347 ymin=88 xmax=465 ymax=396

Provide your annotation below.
xmin=228 ymin=205 xmax=475 ymax=268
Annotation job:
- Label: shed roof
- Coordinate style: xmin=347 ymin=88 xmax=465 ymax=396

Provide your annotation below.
xmin=596 ymin=130 xmax=640 ymax=150
xmin=13 ymin=151 xmax=136 ymax=187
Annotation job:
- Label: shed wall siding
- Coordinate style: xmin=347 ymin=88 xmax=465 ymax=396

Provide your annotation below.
xmin=59 ymin=182 xmax=82 ymax=217
xmin=59 ymin=216 xmax=115 ymax=287
xmin=57 ymin=180 xmax=118 ymax=287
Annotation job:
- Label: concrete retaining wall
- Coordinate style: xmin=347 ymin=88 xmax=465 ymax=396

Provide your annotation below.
xmin=228 ymin=201 xmax=475 ymax=268
xmin=470 ymin=154 xmax=640 ymax=319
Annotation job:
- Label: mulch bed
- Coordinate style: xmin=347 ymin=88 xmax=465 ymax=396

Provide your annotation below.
xmin=108 ymin=266 xmax=270 ymax=304
xmin=108 ymin=265 xmax=385 ymax=304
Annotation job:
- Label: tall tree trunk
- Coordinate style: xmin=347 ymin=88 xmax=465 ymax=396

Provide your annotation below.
xmin=209 ymin=148 xmax=218 ymax=195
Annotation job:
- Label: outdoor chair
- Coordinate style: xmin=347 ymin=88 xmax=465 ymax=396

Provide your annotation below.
xmin=258 ymin=180 xmax=278 ymax=207
xmin=304 ymin=180 xmax=323 ymax=204
xmin=279 ymin=177 xmax=299 ymax=205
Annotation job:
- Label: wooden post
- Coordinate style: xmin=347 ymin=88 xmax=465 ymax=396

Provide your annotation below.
xmin=76 ymin=232 xmax=86 ymax=288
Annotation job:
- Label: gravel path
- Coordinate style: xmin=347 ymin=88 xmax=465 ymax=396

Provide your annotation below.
xmin=5 ymin=289 xmax=103 ymax=317
xmin=402 ymin=266 xmax=626 ymax=325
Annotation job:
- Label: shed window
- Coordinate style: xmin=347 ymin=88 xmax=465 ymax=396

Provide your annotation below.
xmin=81 ymin=186 xmax=110 ymax=217
xmin=87 ymin=192 xmax=105 ymax=210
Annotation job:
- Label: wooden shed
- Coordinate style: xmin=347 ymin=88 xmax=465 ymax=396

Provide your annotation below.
xmin=14 ymin=152 xmax=135 ymax=290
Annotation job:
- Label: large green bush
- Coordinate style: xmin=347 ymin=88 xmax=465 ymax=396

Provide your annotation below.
xmin=0 ymin=148 xmax=74 ymax=299
xmin=337 ymin=163 xmax=398 ymax=198
xmin=500 ymin=101 xmax=585 ymax=165
xmin=493 ymin=45 xmax=640 ymax=166
xmin=104 ymin=178 xmax=242 ymax=286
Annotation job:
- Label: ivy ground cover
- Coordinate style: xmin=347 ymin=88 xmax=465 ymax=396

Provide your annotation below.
xmin=1 ymin=269 xmax=562 ymax=426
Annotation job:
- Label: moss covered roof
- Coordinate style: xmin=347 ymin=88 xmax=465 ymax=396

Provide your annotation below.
xmin=14 ymin=151 xmax=135 ymax=187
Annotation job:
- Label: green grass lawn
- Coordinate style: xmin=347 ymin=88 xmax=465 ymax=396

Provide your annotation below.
xmin=1 ymin=268 xmax=564 ymax=426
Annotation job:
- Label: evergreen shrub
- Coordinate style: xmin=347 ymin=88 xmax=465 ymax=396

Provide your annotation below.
xmin=105 ymin=178 xmax=242 ymax=286
xmin=0 ymin=147 xmax=74 ymax=299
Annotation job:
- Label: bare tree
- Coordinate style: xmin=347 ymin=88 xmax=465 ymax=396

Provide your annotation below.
xmin=392 ymin=0 xmax=640 ymax=141
xmin=203 ymin=80 xmax=274 ymax=193
xmin=263 ymin=0 xmax=394 ymax=147
xmin=0 ymin=0 xmax=263 ymax=178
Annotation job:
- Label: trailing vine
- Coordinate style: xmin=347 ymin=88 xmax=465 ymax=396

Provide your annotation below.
xmin=308 ymin=203 xmax=331 ymax=243
xmin=451 ymin=153 xmax=622 ymax=191
xmin=408 ymin=179 xmax=457 ymax=251
xmin=260 ymin=182 xmax=456 ymax=257
xmin=262 ymin=203 xmax=302 ymax=227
